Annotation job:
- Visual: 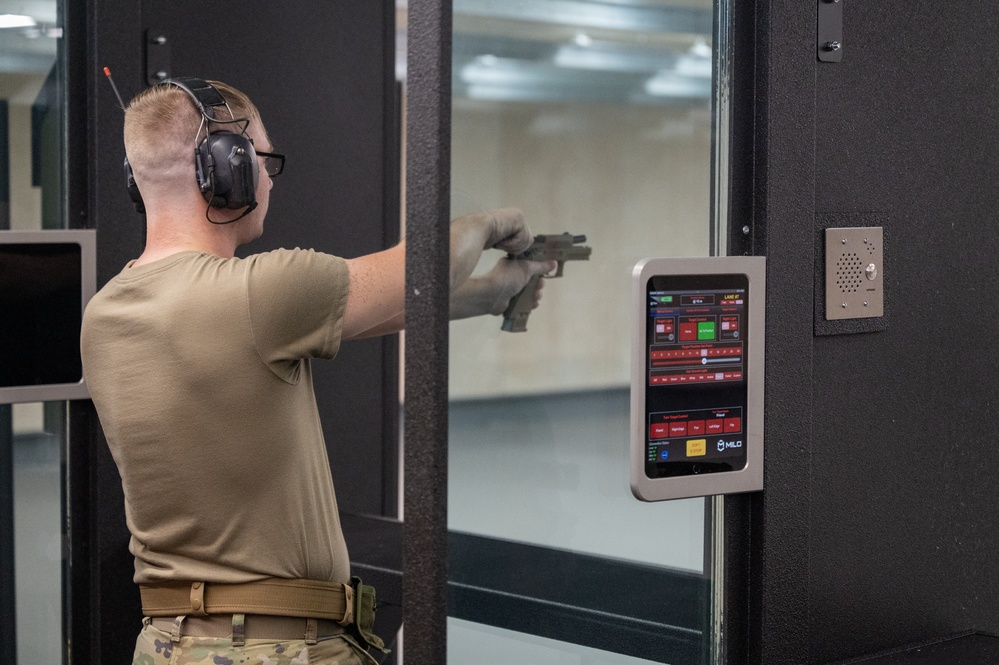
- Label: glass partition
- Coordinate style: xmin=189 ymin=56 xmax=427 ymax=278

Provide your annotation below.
xmin=0 ymin=1 xmax=67 ymax=662
xmin=5 ymin=402 xmax=67 ymax=665
xmin=445 ymin=0 xmax=727 ymax=662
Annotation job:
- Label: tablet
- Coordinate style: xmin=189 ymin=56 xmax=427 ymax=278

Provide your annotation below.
xmin=631 ymin=257 xmax=765 ymax=501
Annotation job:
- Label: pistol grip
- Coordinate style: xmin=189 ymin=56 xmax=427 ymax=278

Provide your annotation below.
xmin=501 ymin=274 xmax=542 ymax=333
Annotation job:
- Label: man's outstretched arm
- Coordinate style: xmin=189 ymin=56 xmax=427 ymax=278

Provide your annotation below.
xmin=342 ymin=208 xmax=551 ymax=339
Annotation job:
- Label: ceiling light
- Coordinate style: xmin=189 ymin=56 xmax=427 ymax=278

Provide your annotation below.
xmin=554 ymin=44 xmax=679 ymax=73
xmin=675 ymin=54 xmax=711 ymax=78
xmin=574 ymin=32 xmax=593 ymax=48
xmin=689 ymin=38 xmax=712 ymax=58
xmin=644 ymin=71 xmax=710 ymax=98
xmin=0 ymin=14 xmax=37 ymax=29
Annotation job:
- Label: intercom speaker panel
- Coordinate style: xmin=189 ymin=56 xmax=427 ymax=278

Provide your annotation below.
xmin=825 ymin=226 xmax=883 ymax=320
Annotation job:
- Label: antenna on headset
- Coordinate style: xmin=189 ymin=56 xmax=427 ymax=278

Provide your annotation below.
xmin=103 ymin=67 xmax=127 ymax=111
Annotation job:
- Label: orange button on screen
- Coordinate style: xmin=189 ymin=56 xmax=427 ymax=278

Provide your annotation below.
xmin=686 ymin=439 xmax=707 ymax=457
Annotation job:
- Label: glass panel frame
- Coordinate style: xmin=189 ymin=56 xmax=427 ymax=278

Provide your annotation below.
xmin=0 ymin=0 xmax=71 ymax=662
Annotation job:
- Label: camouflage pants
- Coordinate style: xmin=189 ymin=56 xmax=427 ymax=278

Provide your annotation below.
xmin=131 ymin=619 xmax=379 ymax=665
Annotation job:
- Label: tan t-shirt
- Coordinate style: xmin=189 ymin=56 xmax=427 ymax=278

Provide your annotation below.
xmin=80 ymin=248 xmax=351 ymax=585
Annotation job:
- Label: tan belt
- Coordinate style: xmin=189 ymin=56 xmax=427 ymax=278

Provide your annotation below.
xmin=139 ymin=578 xmax=355 ymax=625
xmin=149 ymin=615 xmax=344 ymax=640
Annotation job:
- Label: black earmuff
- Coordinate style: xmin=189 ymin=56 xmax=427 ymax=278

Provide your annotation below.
xmin=195 ymin=130 xmax=258 ymax=210
xmin=124 ymin=157 xmax=144 ymax=213
xmin=125 ymin=77 xmax=258 ymax=214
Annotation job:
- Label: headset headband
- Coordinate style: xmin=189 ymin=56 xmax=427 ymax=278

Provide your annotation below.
xmin=163 ymin=77 xmax=229 ymax=118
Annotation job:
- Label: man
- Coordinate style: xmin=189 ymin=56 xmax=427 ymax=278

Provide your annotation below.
xmin=80 ymin=79 xmax=553 ymax=665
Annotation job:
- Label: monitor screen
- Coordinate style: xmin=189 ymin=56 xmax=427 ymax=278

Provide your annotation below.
xmin=643 ymin=274 xmax=749 ymax=478
xmin=0 ymin=230 xmax=95 ymax=403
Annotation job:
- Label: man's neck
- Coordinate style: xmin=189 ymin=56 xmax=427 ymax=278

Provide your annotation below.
xmin=134 ymin=212 xmax=240 ymax=266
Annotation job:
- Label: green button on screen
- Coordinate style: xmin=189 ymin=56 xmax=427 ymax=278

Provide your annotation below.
xmin=697 ymin=321 xmax=716 ymax=340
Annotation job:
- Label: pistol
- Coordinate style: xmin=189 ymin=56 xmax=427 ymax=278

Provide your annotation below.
xmin=501 ymin=233 xmax=592 ymax=333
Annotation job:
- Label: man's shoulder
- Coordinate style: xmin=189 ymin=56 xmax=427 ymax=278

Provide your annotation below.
xmin=245 ymin=247 xmax=337 ymax=262
xmin=243 ymin=247 xmax=347 ymax=277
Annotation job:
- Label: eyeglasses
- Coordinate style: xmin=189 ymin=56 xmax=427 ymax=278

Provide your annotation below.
xmin=256 ymin=150 xmax=285 ymax=177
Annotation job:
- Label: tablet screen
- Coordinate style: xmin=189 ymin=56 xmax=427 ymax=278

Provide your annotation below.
xmin=644 ymin=274 xmax=749 ymax=478
xmin=0 ymin=243 xmax=83 ymax=388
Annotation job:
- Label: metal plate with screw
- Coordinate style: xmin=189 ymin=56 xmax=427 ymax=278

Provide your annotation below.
xmin=817 ymin=0 xmax=844 ymax=63
xmin=825 ymin=226 xmax=883 ymax=320
xmin=145 ymin=28 xmax=171 ymax=85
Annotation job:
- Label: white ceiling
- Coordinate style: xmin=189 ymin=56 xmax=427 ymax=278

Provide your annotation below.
xmin=399 ymin=0 xmax=715 ymax=105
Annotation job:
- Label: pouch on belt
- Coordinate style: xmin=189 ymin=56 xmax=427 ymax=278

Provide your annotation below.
xmin=349 ymin=577 xmax=389 ymax=654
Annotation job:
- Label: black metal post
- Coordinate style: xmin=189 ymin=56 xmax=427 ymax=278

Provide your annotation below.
xmin=403 ymin=0 xmax=452 ymax=661
xmin=0 ymin=404 xmax=16 ymax=662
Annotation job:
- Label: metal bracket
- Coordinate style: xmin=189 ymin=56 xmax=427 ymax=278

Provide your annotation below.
xmin=144 ymin=29 xmax=171 ymax=85
xmin=817 ymin=0 xmax=843 ymax=63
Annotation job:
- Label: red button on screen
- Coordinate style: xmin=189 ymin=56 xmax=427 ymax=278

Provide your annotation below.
xmin=679 ymin=322 xmax=698 ymax=341
xmin=669 ymin=422 xmax=688 ymax=437
xmin=706 ymin=419 xmax=724 ymax=434
xmin=724 ymin=417 xmax=742 ymax=433
xmin=651 ymin=424 xmax=669 ymax=439
xmin=688 ymin=420 xmax=705 ymax=435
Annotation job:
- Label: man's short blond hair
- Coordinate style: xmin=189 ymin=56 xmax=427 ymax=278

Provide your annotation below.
xmin=123 ymin=80 xmax=262 ymax=187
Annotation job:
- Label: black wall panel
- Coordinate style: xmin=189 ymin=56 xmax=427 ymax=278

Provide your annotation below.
xmin=809 ymin=0 xmax=999 ymax=660
xmin=741 ymin=0 xmax=999 ymax=662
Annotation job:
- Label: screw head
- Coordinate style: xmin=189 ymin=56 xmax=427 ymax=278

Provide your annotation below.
xmin=156 ymin=71 xmax=168 ymax=80
xmin=824 ymin=41 xmax=842 ymax=52
xmin=154 ymin=35 xmax=167 ymax=45
xmin=742 ymin=225 xmax=750 ymax=235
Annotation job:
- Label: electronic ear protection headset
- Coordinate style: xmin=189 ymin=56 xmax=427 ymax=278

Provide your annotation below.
xmin=123 ymin=77 xmax=259 ymax=218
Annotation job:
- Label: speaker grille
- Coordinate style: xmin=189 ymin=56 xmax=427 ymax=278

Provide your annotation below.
xmin=835 ymin=252 xmax=864 ymax=293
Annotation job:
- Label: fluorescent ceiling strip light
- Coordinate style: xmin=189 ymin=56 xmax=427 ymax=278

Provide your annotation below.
xmin=0 ymin=14 xmax=37 ymax=29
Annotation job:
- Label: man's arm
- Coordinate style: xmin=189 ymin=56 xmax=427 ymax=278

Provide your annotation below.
xmin=347 ymin=255 xmax=553 ymax=338
xmin=342 ymin=242 xmax=406 ymax=340
xmin=341 ymin=208 xmax=546 ymax=339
